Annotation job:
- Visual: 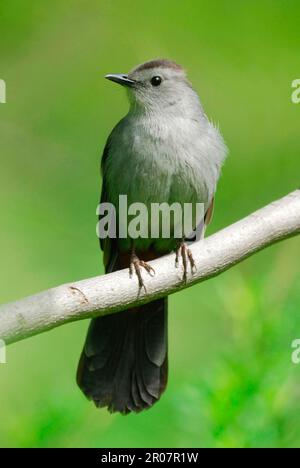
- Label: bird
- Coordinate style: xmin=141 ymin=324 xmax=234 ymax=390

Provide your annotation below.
xmin=77 ymin=59 xmax=227 ymax=414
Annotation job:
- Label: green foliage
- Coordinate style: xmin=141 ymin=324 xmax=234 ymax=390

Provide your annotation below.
xmin=0 ymin=0 xmax=300 ymax=448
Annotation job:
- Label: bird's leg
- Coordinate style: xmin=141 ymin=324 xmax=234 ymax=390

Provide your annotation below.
xmin=175 ymin=241 xmax=196 ymax=282
xmin=129 ymin=247 xmax=155 ymax=291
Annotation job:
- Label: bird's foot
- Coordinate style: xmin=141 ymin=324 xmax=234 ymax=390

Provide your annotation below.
xmin=129 ymin=251 xmax=155 ymax=291
xmin=175 ymin=242 xmax=196 ymax=282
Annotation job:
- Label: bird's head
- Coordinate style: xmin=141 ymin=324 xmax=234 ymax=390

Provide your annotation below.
xmin=105 ymin=59 xmax=202 ymax=117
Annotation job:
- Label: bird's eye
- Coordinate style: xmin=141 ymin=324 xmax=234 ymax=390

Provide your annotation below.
xmin=150 ymin=76 xmax=162 ymax=87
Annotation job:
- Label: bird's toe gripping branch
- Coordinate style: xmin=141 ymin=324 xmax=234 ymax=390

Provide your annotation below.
xmin=175 ymin=242 xmax=197 ymax=282
xmin=129 ymin=250 xmax=155 ymax=291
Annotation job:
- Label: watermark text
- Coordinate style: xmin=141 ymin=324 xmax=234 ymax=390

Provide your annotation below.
xmin=291 ymin=79 xmax=300 ymax=104
xmin=96 ymin=196 xmax=205 ymax=242
xmin=291 ymin=339 xmax=300 ymax=364
xmin=0 ymin=79 xmax=6 ymax=103
xmin=0 ymin=340 xmax=6 ymax=364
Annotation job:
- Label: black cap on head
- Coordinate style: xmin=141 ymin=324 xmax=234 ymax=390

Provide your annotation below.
xmin=133 ymin=59 xmax=183 ymax=73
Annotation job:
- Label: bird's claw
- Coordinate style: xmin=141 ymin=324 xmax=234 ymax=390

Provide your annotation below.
xmin=129 ymin=253 xmax=155 ymax=291
xmin=175 ymin=243 xmax=197 ymax=282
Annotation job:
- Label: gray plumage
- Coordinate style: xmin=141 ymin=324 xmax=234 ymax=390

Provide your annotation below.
xmin=77 ymin=59 xmax=227 ymax=414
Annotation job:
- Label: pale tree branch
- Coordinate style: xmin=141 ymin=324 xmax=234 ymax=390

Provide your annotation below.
xmin=0 ymin=190 xmax=300 ymax=346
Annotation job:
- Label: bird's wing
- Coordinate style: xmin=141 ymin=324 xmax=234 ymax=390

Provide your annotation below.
xmin=99 ymin=137 xmax=118 ymax=273
xmin=185 ymin=196 xmax=215 ymax=244
xmin=204 ymin=196 xmax=215 ymax=227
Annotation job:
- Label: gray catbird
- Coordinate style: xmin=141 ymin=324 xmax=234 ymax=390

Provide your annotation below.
xmin=77 ymin=59 xmax=227 ymax=414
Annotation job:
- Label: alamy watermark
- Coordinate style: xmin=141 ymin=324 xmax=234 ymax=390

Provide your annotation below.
xmin=0 ymin=339 xmax=6 ymax=364
xmin=291 ymin=339 xmax=300 ymax=364
xmin=0 ymin=81 xmax=8 ymax=364
xmin=291 ymin=79 xmax=300 ymax=104
xmin=0 ymin=79 xmax=6 ymax=103
xmin=96 ymin=195 xmax=205 ymax=241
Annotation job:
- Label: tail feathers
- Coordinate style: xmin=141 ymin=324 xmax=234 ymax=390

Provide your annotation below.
xmin=77 ymin=298 xmax=168 ymax=414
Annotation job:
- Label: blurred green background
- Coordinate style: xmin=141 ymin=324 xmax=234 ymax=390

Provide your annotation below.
xmin=0 ymin=0 xmax=300 ymax=448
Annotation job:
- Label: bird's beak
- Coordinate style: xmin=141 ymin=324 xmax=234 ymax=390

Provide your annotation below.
xmin=105 ymin=74 xmax=136 ymax=87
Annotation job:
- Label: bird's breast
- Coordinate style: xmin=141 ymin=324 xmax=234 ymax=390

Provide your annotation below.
xmin=104 ymin=116 xmax=224 ymax=250
xmin=106 ymin=117 xmax=213 ymax=206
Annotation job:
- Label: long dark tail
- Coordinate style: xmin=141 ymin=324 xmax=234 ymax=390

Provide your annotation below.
xmin=77 ymin=298 xmax=168 ymax=414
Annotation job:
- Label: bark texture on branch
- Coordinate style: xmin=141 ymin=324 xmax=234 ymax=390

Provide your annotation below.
xmin=0 ymin=190 xmax=300 ymax=345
